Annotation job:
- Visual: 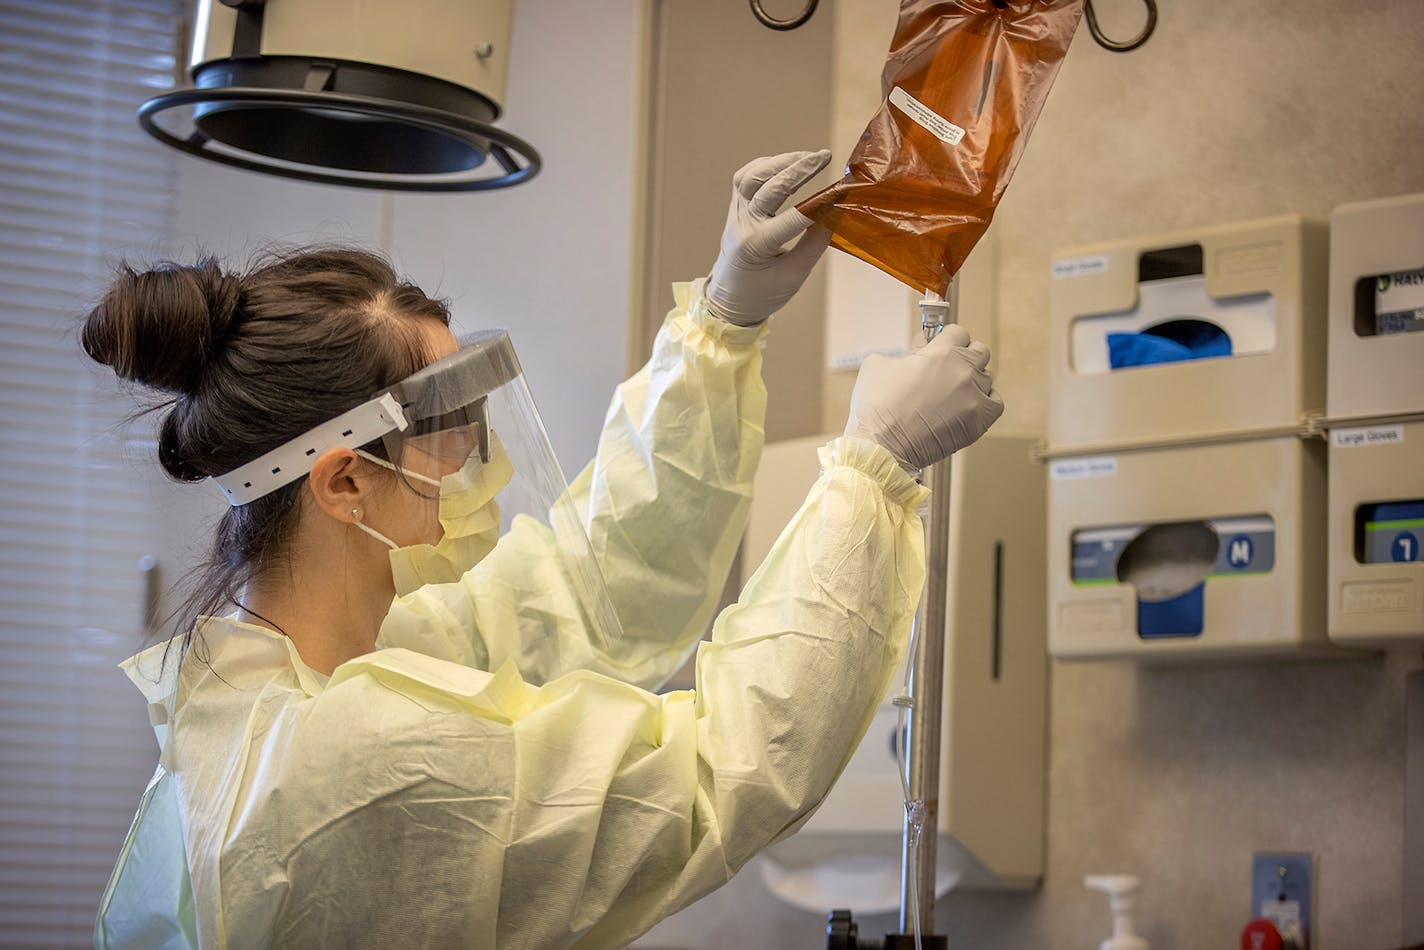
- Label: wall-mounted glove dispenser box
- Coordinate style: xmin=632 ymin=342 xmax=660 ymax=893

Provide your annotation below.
xmin=1327 ymin=192 xmax=1424 ymax=420
xmin=1048 ymin=215 xmax=1327 ymax=454
xmin=1048 ymin=435 xmax=1335 ymax=661
xmin=741 ymin=433 xmax=1047 ymax=911
xmin=1328 ymin=420 xmax=1424 ymax=646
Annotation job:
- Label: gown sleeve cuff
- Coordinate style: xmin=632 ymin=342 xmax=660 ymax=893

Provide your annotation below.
xmin=672 ymin=279 xmax=771 ymax=348
xmin=818 ymin=437 xmax=932 ymax=510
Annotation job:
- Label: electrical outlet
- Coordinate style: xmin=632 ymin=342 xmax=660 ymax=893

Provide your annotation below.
xmin=1251 ymin=852 xmax=1312 ymax=950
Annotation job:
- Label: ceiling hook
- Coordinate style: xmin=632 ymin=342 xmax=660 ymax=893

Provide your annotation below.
xmin=1084 ymin=0 xmax=1158 ymax=53
xmin=748 ymin=0 xmax=820 ymax=32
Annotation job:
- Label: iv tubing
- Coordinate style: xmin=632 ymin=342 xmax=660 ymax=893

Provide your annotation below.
xmin=897 ymin=283 xmax=957 ymax=942
xmin=894 ymin=627 xmax=924 ymax=950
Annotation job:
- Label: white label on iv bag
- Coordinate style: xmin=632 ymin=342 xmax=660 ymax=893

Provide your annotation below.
xmin=889 ymin=86 xmax=965 ymax=146
xmin=1051 ymin=255 xmax=1109 ymax=279
xmin=1050 ymin=456 xmax=1118 ymax=481
xmin=1332 ymin=425 xmax=1405 ymax=448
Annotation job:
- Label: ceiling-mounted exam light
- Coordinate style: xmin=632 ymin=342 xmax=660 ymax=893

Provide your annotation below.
xmin=139 ymin=0 xmax=540 ymax=191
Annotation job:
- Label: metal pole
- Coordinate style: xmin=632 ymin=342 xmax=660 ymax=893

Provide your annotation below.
xmin=898 ymin=280 xmax=958 ymax=936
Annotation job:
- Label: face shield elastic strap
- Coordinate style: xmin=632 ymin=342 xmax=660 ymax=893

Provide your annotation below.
xmin=354 ymin=449 xmax=441 ymax=489
xmin=212 ymin=393 xmax=408 ymax=507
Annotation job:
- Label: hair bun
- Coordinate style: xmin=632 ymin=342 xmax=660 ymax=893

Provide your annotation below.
xmin=82 ymin=256 xmax=241 ymax=395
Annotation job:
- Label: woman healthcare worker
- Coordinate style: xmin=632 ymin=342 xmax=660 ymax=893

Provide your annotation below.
xmin=85 ymin=150 xmax=1004 ymax=949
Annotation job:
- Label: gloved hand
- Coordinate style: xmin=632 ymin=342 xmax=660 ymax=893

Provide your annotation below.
xmin=705 ymin=149 xmax=834 ymax=326
xmin=844 ymin=325 xmax=1005 ymax=472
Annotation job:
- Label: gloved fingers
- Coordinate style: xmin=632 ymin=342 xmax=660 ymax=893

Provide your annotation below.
xmin=733 ymin=150 xmax=816 ymax=203
xmin=924 ymin=324 xmax=972 ymax=350
xmin=779 ymin=221 xmax=833 ymax=268
xmin=971 ymin=367 xmax=996 ymax=396
xmin=958 ymin=340 xmax=992 ymax=372
xmin=730 ymin=154 xmax=776 ymax=200
xmin=758 ymin=208 xmax=822 ymax=254
xmin=748 ymin=149 xmax=833 ymax=218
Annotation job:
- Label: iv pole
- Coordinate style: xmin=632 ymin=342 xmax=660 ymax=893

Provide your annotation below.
xmin=828 ymin=284 xmax=957 ymax=950
xmin=896 ymin=284 xmax=957 ymax=950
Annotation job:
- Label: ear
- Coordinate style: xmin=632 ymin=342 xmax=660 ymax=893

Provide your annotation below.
xmin=307 ymin=448 xmax=377 ymax=523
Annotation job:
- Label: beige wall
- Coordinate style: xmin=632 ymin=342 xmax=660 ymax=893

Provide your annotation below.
xmin=982 ymin=1 xmax=1424 ymax=942
xmin=635 ymin=0 xmax=836 ymax=444
xmin=639 ymin=1 xmax=1424 ymax=947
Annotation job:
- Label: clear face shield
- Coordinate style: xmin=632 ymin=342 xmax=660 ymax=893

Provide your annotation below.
xmin=213 ymin=330 xmax=624 ymax=652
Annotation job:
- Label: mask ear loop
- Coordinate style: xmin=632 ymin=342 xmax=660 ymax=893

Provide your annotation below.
xmin=350 ymin=505 xmax=400 ymax=550
xmin=350 ymin=448 xmax=446 ymax=549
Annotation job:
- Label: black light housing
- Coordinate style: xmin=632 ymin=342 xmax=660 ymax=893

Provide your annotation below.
xmin=139 ymin=0 xmax=540 ymax=191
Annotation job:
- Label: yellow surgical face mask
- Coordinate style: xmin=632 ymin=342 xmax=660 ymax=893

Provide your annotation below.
xmin=355 ymin=434 xmax=515 ymax=596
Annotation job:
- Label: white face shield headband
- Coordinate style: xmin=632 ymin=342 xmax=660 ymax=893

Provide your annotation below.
xmin=210 ymin=329 xmax=624 ymax=650
xmin=212 ymin=330 xmax=517 ymax=507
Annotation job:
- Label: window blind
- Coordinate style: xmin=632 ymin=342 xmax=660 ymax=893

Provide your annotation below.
xmin=0 ymin=1 xmax=182 ymax=945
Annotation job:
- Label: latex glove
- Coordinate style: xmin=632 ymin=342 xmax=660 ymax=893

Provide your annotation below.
xmin=844 ymin=325 xmax=1005 ymax=472
xmin=705 ymin=149 xmax=834 ymax=326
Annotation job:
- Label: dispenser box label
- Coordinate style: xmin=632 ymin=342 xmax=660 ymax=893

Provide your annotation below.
xmin=1071 ymin=515 xmax=1276 ymax=584
xmin=1332 ymin=425 xmax=1404 ymax=448
xmin=1051 ymin=255 xmax=1109 ymax=280
xmin=1050 ymin=456 xmax=1118 ymax=481
xmin=1376 ymin=268 xmax=1424 ymax=335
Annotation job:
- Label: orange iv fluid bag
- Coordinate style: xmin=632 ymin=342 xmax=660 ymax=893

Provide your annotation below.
xmin=799 ymin=0 xmax=1085 ymax=297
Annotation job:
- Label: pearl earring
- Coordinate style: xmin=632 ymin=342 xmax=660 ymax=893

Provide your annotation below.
xmin=351 ymin=507 xmax=362 ymax=523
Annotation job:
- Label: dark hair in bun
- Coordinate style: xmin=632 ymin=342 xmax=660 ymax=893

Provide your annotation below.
xmin=82 ymin=246 xmax=452 ymax=646
xmin=82 ymin=257 xmax=240 ymax=397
